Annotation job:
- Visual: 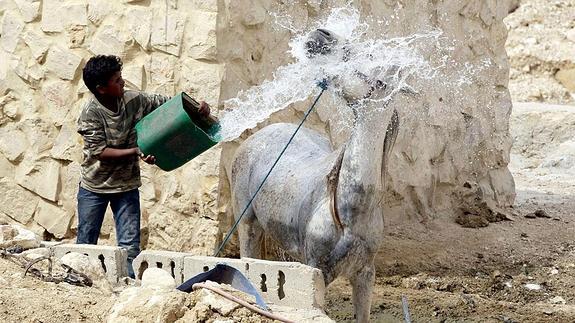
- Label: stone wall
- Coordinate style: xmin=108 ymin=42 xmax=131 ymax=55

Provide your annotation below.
xmin=0 ymin=0 xmax=517 ymax=257
xmin=216 ymin=0 xmax=517 ymax=248
xmin=505 ymin=0 xmax=575 ymax=104
xmin=0 ymin=0 xmax=222 ymax=253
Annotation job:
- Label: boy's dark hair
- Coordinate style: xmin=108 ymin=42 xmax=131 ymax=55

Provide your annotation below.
xmin=82 ymin=55 xmax=123 ymax=95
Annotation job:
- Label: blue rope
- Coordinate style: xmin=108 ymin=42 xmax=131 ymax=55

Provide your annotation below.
xmin=214 ymin=80 xmax=329 ymax=256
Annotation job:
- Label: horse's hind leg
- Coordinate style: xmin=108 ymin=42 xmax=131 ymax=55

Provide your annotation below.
xmin=350 ymin=260 xmax=375 ymax=323
xmin=237 ymin=207 xmax=265 ymax=259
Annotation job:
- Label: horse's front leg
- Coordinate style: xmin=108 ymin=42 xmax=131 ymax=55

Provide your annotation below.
xmin=350 ymin=261 xmax=375 ymax=323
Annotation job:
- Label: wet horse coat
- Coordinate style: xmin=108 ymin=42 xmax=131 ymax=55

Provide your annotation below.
xmin=228 ymin=29 xmax=400 ymax=322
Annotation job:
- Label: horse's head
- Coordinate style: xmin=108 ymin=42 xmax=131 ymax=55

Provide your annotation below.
xmin=305 ymin=28 xmax=341 ymax=58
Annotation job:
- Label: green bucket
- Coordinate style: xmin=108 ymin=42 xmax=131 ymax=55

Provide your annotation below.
xmin=135 ymin=92 xmax=220 ymax=171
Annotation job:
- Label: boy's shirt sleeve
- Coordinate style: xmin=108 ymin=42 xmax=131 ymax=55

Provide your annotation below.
xmin=77 ymin=108 xmax=107 ymax=158
xmin=138 ymin=92 xmax=171 ymax=118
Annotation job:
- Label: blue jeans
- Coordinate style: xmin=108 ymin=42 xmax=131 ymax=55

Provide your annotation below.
xmin=76 ymin=186 xmax=141 ymax=278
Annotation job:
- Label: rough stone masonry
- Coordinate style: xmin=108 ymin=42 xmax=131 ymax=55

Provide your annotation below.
xmin=0 ymin=1 xmax=516 ymax=260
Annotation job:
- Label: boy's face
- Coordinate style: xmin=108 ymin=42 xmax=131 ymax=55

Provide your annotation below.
xmin=96 ymin=71 xmax=125 ymax=98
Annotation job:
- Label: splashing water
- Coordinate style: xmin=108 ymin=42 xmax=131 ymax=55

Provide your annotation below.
xmin=216 ymin=6 xmax=441 ymax=142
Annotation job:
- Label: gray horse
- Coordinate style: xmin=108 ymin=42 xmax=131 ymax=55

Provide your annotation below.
xmin=227 ymin=29 xmax=400 ymax=322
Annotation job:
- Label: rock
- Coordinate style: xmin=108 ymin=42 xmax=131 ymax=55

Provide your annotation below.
xmin=555 ymin=68 xmax=575 ymax=92
xmin=89 ymin=24 xmax=130 ymax=56
xmin=50 ymin=125 xmax=81 ymax=161
xmin=242 ymin=4 xmax=266 ymax=26
xmin=0 ymin=224 xmax=40 ymax=249
xmin=60 ymin=252 xmax=104 ymax=280
xmin=141 ymin=268 xmax=176 ymax=290
xmin=126 ymin=7 xmax=152 ymax=50
xmin=45 ymin=47 xmax=83 ymax=81
xmin=15 ymin=158 xmax=61 ymax=202
xmin=151 ymin=10 xmax=186 ymax=56
xmin=549 ymin=296 xmax=566 ymax=305
xmin=60 ymin=252 xmax=112 ymax=292
xmin=11 ymin=56 xmax=43 ymax=87
xmin=34 ymin=200 xmax=72 ymax=239
xmin=0 ymin=127 xmax=27 ymax=162
xmin=21 ymin=31 xmax=50 ymax=62
xmin=41 ymin=1 xmax=87 ymax=32
xmin=0 ymin=11 xmax=24 ymax=53
xmin=566 ymin=28 xmax=575 ymax=43
xmin=42 ymin=80 xmax=75 ymax=126
xmin=14 ymin=0 xmax=40 ymax=22
xmin=0 ymin=154 xmax=13 ymax=179
xmin=455 ymin=212 xmax=489 ymax=228
xmin=543 ymin=309 xmax=554 ymax=315
xmin=107 ymin=286 xmax=187 ymax=322
xmin=87 ymin=0 xmax=112 ymax=26
xmin=185 ymin=11 xmax=217 ymax=61
xmin=40 ymin=0 xmax=64 ymax=32
xmin=66 ymin=25 xmax=87 ymax=48
xmin=196 ymin=285 xmax=240 ymax=316
xmin=524 ymin=283 xmax=542 ymax=291
xmin=122 ymin=63 xmax=144 ymax=91
xmin=534 ymin=209 xmax=550 ymax=218
xmin=0 ymin=179 xmax=38 ymax=224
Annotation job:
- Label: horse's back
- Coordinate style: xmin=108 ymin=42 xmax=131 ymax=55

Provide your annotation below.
xmin=229 ymin=123 xmax=339 ymax=254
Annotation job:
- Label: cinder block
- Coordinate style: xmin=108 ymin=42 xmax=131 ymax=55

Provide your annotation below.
xmin=243 ymin=257 xmax=325 ymax=309
xmin=182 ymin=256 xmax=325 ymax=310
xmin=132 ymin=250 xmax=193 ymax=285
xmin=183 ymin=256 xmax=249 ymax=280
xmin=52 ymin=244 xmax=128 ymax=284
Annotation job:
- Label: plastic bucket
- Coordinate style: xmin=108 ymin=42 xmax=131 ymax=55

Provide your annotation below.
xmin=135 ymin=92 xmax=220 ymax=171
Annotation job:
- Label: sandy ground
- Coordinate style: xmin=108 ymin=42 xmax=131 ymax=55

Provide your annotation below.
xmin=1 ymin=0 xmax=574 ymax=322
xmin=324 ymin=167 xmax=575 ymax=322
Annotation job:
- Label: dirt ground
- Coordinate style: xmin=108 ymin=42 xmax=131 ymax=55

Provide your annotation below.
xmin=1 ymin=0 xmax=574 ymax=322
xmin=324 ymin=0 xmax=575 ymax=321
xmin=0 ymin=257 xmax=116 ymax=322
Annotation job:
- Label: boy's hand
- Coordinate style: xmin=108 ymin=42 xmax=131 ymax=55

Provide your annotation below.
xmin=136 ymin=148 xmax=156 ymax=164
xmin=198 ymin=101 xmax=210 ymax=117
xmin=140 ymin=154 xmax=156 ymax=165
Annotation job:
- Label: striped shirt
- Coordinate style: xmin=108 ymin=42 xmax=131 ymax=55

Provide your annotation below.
xmin=77 ymin=90 xmax=170 ymax=193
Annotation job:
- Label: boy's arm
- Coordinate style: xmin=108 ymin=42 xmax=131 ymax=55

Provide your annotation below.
xmin=98 ymin=147 xmax=139 ymax=160
xmin=78 ymin=109 xmax=107 ymax=159
xmin=138 ymin=92 xmax=171 ymax=118
xmin=138 ymin=92 xmax=211 ymax=118
xmin=78 ymin=108 xmax=139 ymax=161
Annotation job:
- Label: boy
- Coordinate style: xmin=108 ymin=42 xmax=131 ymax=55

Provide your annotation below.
xmin=77 ymin=55 xmax=210 ymax=278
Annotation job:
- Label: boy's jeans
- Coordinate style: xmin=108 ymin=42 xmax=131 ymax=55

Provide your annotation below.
xmin=76 ymin=186 xmax=141 ymax=278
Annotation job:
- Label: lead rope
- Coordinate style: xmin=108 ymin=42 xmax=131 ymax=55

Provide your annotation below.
xmin=214 ymin=80 xmax=329 ymax=257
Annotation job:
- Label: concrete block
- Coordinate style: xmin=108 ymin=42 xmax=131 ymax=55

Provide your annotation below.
xmin=182 ymin=256 xmax=326 ymax=310
xmin=52 ymin=244 xmax=128 ymax=284
xmin=183 ymin=256 xmax=249 ymax=280
xmin=244 ymin=257 xmax=325 ymax=310
xmin=132 ymin=250 xmax=192 ymax=285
